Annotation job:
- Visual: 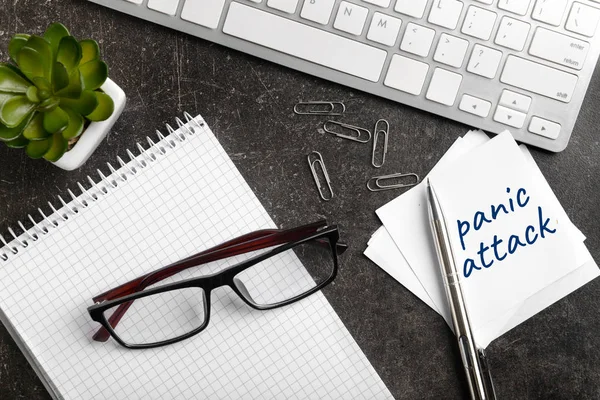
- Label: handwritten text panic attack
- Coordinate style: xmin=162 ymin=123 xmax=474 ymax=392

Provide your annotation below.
xmin=457 ymin=188 xmax=557 ymax=278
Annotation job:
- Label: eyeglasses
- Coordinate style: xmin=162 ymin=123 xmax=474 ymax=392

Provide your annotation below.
xmin=88 ymin=220 xmax=347 ymax=349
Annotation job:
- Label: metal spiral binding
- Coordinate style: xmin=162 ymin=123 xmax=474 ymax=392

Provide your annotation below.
xmin=48 ymin=201 xmax=68 ymax=222
xmin=38 ymin=208 xmax=59 ymax=227
xmin=28 ymin=214 xmax=48 ymax=235
xmin=0 ymin=234 xmax=18 ymax=256
xmin=0 ymin=113 xmax=204 ymax=262
xmin=117 ymin=156 xmax=135 ymax=176
xmin=18 ymin=221 xmax=37 ymax=242
xmin=98 ymin=169 xmax=117 ymax=189
xmin=8 ymin=227 xmax=28 ymax=248
xmin=107 ymin=162 xmax=127 ymax=183
xmin=58 ymin=195 xmax=78 ymax=215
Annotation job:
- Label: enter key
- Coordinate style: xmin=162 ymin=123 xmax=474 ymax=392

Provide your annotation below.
xmin=529 ymin=27 xmax=589 ymax=70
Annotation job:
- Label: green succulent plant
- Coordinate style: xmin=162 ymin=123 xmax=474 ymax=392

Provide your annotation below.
xmin=0 ymin=23 xmax=114 ymax=161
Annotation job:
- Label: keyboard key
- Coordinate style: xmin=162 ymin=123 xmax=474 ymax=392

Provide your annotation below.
xmin=384 ymin=55 xmax=429 ymax=95
xmin=125 ymin=0 xmax=143 ymax=4
xmin=466 ymin=44 xmax=502 ymax=79
xmin=565 ymin=2 xmax=600 ymax=37
xmin=334 ymin=1 xmax=369 ymax=35
xmin=433 ymin=33 xmax=469 ymax=68
xmin=426 ymin=68 xmax=463 ymax=106
xmin=529 ymin=27 xmax=589 ymax=70
xmin=223 ymin=2 xmax=387 ymax=82
xmin=532 ymin=0 xmax=567 ymax=26
xmin=428 ymin=0 xmax=464 ymax=30
xmin=474 ymin=0 xmax=493 ymax=4
xmin=400 ymin=23 xmax=436 ymax=57
xmin=459 ymin=94 xmax=491 ymax=117
xmin=147 ymin=0 xmax=180 ymax=15
xmin=494 ymin=105 xmax=526 ymax=128
xmin=300 ymin=0 xmax=336 ymax=25
xmin=529 ymin=116 xmax=561 ymax=139
xmin=461 ymin=6 xmax=497 ymax=40
xmin=500 ymin=55 xmax=578 ymax=102
xmin=267 ymin=0 xmax=299 ymax=13
xmin=495 ymin=16 xmax=530 ymax=51
xmin=394 ymin=0 xmax=428 ymax=18
xmin=497 ymin=0 xmax=531 ymax=15
xmin=181 ymin=0 xmax=225 ymax=29
xmin=362 ymin=0 xmax=390 ymax=8
xmin=367 ymin=12 xmax=402 ymax=46
xmin=499 ymin=90 xmax=531 ymax=112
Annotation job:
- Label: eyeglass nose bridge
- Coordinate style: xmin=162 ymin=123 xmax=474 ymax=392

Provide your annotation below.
xmin=203 ymin=269 xmax=258 ymax=304
xmin=206 ymin=268 xmax=236 ymax=289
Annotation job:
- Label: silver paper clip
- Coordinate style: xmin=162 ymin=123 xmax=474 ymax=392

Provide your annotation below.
xmin=323 ymin=121 xmax=372 ymax=143
xmin=367 ymin=173 xmax=419 ymax=192
xmin=307 ymin=151 xmax=333 ymax=201
xmin=372 ymin=119 xmax=389 ymax=168
xmin=294 ymin=101 xmax=346 ymax=116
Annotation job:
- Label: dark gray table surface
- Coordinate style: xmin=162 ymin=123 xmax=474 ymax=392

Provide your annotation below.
xmin=0 ymin=1 xmax=599 ymax=399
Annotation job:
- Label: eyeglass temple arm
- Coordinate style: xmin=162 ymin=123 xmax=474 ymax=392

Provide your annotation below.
xmin=92 ymin=220 xmax=342 ymax=342
xmin=92 ymin=228 xmax=282 ymax=303
xmin=92 ymin=220 xmax=331 ymax=304
xmin=133 ymin=222 xmax=346 ymax=294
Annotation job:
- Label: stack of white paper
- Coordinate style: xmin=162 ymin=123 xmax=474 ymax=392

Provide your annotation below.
xmin=365 ymin=130 xmax=598 ymax=348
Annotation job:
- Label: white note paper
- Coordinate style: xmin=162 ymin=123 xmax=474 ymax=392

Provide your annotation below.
xmin=373 ymin=130 xmax=597 ymax=347
xmin=365 ymin=227 xmax=439 ymax=313
xmin=430 ymin=132 xmax=590 ymax=331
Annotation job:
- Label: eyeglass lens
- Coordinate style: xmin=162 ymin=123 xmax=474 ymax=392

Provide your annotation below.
xmin=234 ymin=239 xmax=334 ymax=306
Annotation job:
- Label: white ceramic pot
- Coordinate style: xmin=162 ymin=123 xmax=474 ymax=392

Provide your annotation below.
xmin=52 ymin=78 xmax=126 ymax=171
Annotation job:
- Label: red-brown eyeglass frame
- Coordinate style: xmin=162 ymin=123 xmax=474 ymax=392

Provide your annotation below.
xmin=88 ymin=220 xmax=347 ymax=348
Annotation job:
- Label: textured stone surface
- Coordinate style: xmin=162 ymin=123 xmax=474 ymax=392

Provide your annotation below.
xmin=0 ymin=1 xmax=599 ymax=399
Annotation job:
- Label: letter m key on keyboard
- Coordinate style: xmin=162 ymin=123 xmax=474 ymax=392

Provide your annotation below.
xmin=91 ymin=0 xmax=600 ymax=151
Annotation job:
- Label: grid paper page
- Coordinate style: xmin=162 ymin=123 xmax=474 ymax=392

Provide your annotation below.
xmin=0 ymin=115 xmax=392 ymax=400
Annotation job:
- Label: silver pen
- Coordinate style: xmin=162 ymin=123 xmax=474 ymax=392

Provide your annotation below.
xmin=426 ymin=180 xmax=496 ymax=400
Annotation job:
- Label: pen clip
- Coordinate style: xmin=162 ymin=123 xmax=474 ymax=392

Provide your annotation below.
xmin=478 ymin=348 xmax=497 ymax=400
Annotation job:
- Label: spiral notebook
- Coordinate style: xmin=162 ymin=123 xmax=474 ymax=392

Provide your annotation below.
xmin=0 ymin=114 xmax=392 ymax=400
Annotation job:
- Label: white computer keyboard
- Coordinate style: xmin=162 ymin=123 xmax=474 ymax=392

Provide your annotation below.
xmin=89 ymin=0 xmax=600 ymax=151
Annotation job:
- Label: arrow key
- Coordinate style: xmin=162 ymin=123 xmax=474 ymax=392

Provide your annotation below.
xmin=529 ymin=116 xmax=561 ymax=139
xmin=459 ymin=94 xmax=492 ymax=117
xmin=499 ymin=89 xmax=531 ymax=113
xmin=494 ymin=105 xmax=526 ymax=128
